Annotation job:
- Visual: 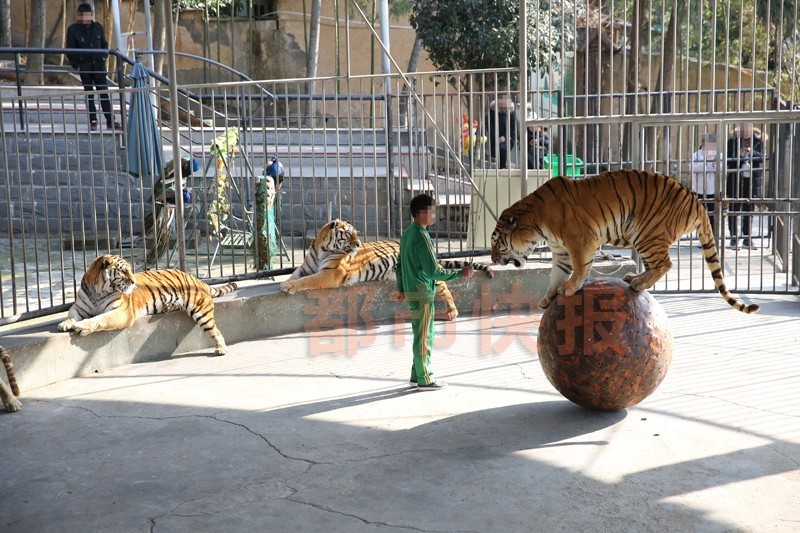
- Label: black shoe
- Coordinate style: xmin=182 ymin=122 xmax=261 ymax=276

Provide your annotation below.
xmin=89 ymin=121 xmax=98 ymax=131
xmin=416 ymin=380 xmax=448 ymax=391
xmin=742 ymin=238 xmax=757 ymax=249
xmin=728 ymin=238 xmax=739 ymax=249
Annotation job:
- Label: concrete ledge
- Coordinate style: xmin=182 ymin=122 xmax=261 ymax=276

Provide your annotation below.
xmin=3 ymin=259 xmax=636 ymax=392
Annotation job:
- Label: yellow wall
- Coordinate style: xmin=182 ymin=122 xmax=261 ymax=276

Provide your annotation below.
xmin=22 ymin=0 xmax=433 ymax=83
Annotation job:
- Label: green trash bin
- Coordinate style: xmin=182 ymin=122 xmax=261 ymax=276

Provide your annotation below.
xmin=542 ymin=154 xmax=584 ymax=179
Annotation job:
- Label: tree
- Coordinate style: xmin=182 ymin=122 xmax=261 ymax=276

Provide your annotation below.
xmin=410 ymin=0 xmax=576 ymax=88
xmin=389 ymin=0 xmax=423 ymax=72
xmin=0 ymin=0 xmax=10 ymax=48
xmin=682 ymin=0 xmax=799 ymax=100
xmin=152 ymin=0 xmax=166 ymax=75
xmin=26 ymin=0 xmax=46 ymax=84
xmin=622 ymin=0 xmax=647 ymax=160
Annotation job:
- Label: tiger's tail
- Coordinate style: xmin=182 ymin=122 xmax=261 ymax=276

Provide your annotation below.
xmin=440 ymin=260 xmax=494 ymax=278
xmin=210 ymin=282 xmax=238 ymax=298
xmin=0 ymin=345 xmax=20 ymax=396
xmin=696 ymin=206 xmax=759 ymax=314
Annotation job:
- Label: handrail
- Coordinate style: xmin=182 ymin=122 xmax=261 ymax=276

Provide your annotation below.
xmin=0 ymin=47 xmax=275 ymax=129
xmin=135 ymin=50 xmax=275 ymax=101
xmin=1 ymin=47 xmax=129 ymax=130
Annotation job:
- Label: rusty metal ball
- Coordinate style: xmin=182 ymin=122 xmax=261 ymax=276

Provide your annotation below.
xmin=537 ymin=277 xmax=673 ymax=411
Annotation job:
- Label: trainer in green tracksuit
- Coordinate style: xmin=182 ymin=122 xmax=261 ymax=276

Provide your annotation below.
xmin=396 ymin=222 xmax=462 ymax=386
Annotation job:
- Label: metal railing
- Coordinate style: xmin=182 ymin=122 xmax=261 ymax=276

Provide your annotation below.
xmin=5 ymin=0 xmax=800 ymax=322
xmin=1 ymin=60 xmax=533 ymax=322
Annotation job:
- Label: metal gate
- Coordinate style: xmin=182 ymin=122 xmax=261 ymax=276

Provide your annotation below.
xmin=521 ymin=0 xmax=800 ymax=295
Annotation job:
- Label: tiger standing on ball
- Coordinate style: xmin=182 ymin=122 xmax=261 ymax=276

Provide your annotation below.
xmin=58 ymin=254 xmax=237 ymax=355
xmin=491 ymin=169 xmax=759 ymax=314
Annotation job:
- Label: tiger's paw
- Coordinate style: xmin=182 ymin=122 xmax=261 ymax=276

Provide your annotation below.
xmin=71 ymin=322 xmax=95 ymax=336
xmin=628 ymin=279 xmax=648 ymax=292
xmin=561 ymin=280 xmax=582 ymax=296
xmin=214 ymin=345 xmax=228 ymax=356
xmin=58 ymin=318 xmax=76 ymax=332
xmin=3 ymin=397 xmax=22 ymax=412
xmin=280 ymin=281 xmax=298 ymax=295
xmin=446 ymin=308 xmax=458 ymax=321
xmin=622 ymin=272 xmax=636 ymax=283
xmin=538 ymin=296 xmax=552 ymax=309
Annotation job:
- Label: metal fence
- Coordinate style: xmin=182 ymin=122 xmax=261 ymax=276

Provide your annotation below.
xmin=3 ymin=0 xmax=800 ymax=322
xmin=520 ymin=0 xmax=800 ymax=297
xmin=0 ymin=55 xmax=542 ymax=322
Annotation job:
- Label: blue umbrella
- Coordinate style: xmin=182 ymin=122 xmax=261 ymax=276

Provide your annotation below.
xmin=126 ymin=61 xmax=164 ymax=179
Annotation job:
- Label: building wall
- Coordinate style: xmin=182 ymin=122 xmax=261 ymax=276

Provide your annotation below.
xmin=14 ymin=0 xmax=433 ymax=83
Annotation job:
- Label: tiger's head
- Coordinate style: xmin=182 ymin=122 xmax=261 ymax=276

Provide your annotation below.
xmin=490 ymin=212 xmax=536 ymax=268
xmin=85 ymin=254 xmax=136 ymax=295
xmin=316 ymin=219 xmax=362 ymax=256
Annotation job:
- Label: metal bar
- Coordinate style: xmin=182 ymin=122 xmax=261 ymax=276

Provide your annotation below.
xmin=3 ymin=10 xmax=800 ymax=323
xmin=14 ymin=53 xmax=24 ymax=130
xmin=163 ymin=0 xmax=186 ymax=271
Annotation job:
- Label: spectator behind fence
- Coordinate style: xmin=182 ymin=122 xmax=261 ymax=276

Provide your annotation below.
xmin=726 ymin=122 xmax=763 ymax=249
xmin=690 ymin=133 xmax=721 ymax=236
xmin=487 ymin=93 xmax=517 ymax=169
xmin=525 ymin=106 xmax=549 ymax=170
xmin=66 ymin=3 xmax=122 ymax=132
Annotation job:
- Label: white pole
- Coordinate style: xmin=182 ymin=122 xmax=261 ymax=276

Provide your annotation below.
xmin=110 ymin=0 xmax=125 ymax=52
xmin=163 ymin=0 xmax=186 ymax=270
xmin=378 ymin=0 xmax=396 ymax=230
xmin=143 ymin=0 xmax=155 ymax=72
xmin=378 ymin=0 xmax=391 ymax=78
xmin=519 ymin=0 xmax=528 ymax=196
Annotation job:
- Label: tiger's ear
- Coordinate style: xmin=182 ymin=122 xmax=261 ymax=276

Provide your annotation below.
xmin=507 ymin=216 xmax=517 ymax=228
xmin=102 ymin=256 xmax=114 ymax=268
xmin=328 ymin=221 xmax=338 ymax=230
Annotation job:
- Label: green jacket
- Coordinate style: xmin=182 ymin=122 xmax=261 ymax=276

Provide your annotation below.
xmin=396 ymin=222 xmax=462 ymax=300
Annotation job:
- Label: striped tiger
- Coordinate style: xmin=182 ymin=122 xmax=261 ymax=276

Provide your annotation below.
xmin=58 ymin=254 xmax=238 ymax=355
xmin=280 ymin=219 xmax=493 ymax=319
xmin=0 ymin=345 xmax=21 ymax=412
xmin=490 ymin=169 xmax=759 ymax=313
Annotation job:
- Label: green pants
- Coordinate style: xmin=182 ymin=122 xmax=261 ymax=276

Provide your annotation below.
xmin=408 ymin=299 xmax=436 ymax=386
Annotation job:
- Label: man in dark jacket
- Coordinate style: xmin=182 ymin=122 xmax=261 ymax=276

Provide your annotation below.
xmin=725 ymin=122 xmax=764 ymax=249
xmin=487 ymin=93 xmax=518 ymax=169
xmin=66 ymin=3 xmax=121 ymax=132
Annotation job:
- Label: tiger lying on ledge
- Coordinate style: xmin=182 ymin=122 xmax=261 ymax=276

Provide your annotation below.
xmin=58 ymin=254 xmax=237 ymax=355
xmin=280 ymin=220 xmax=493 ymax=320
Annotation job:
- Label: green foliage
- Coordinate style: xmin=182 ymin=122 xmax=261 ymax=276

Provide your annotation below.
xmin=389 ymin=0 xmax=414 ymax=17
xmin=151 ymin=0 xmax=240 ymax=16
xmin=208 ymin=127 xmax=240 ymax=235
xmin=606 ymin=0 xmax=800 ymax=99
xmin=410 ymin=0 xmax=576 ymax=74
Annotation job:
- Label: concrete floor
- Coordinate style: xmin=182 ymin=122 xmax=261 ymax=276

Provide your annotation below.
xmin=0 ymin=292 xmax=798 ymax=532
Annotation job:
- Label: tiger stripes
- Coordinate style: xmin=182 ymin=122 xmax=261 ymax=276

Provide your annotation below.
xmin=281 ymin=219 xmax=493 ymax=317
xmin=491 ymin=169 xmax=759 ymax=314
xmin=58 ymin=254 xmax=237 ymax=355
xmin=0 ymin=345 xmax=21 ymax=412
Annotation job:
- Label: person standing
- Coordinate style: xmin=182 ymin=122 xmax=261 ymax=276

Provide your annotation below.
xmin=394 ymin=194 xmax=473 ymax=391
xmin=725 ymin=123 xmax=763 ymax=249
xmin=690 ymin=133 xmax=721 ymax=236
xmin=66 ymin=3 xmax=122 ymax=132
xmin=487 ymin=93 xmax=517 ymax=169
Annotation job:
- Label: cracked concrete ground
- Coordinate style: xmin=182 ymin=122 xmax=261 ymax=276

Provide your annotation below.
xmin=1 ymin=292 xmax=799 ymax=532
